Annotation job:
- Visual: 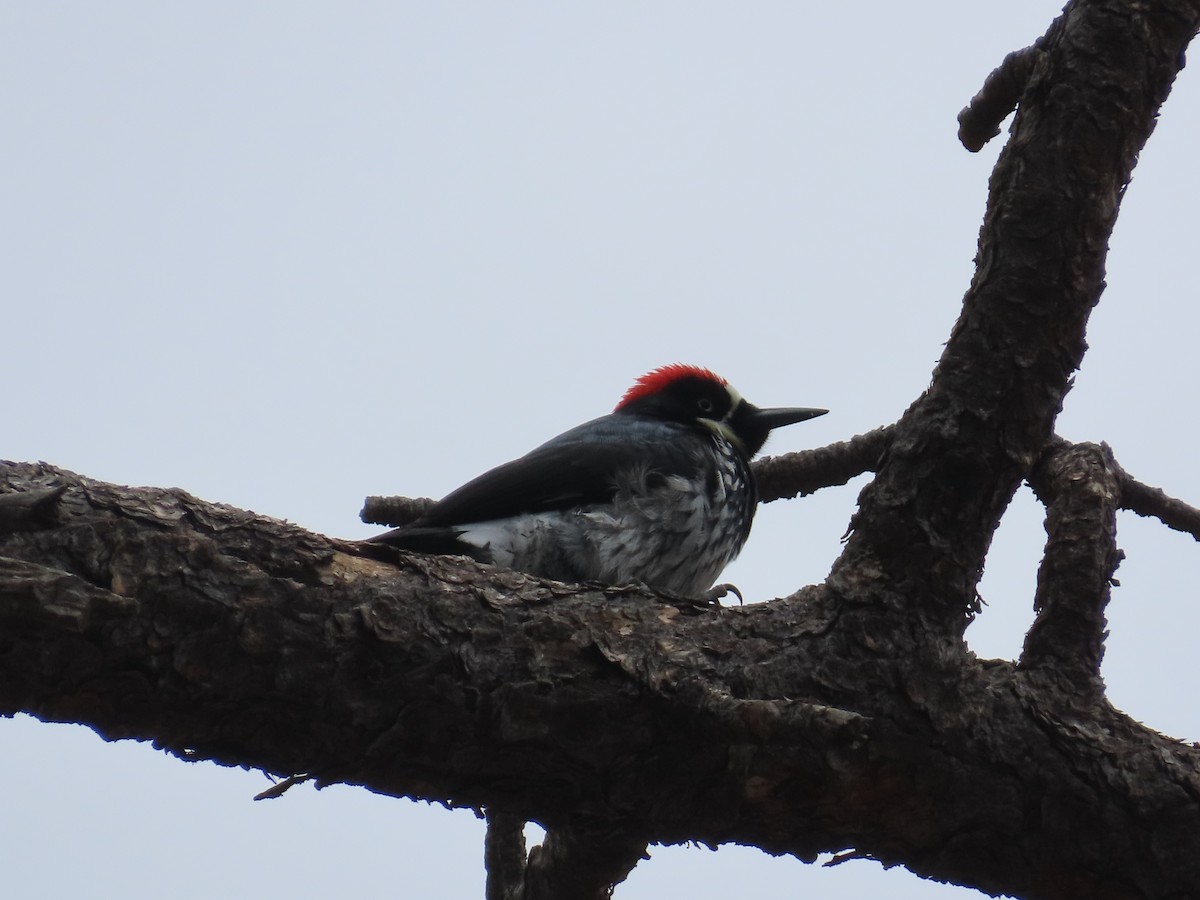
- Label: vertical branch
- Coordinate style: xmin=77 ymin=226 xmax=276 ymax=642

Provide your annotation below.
xmin=1022 ymin=442 xmax=1123 ymax=690
xmin=485 ymin=811 xmax=528 ymax=900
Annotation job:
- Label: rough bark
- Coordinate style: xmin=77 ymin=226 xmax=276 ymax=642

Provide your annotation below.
xmin=3 ymin=1 xmax=1200 ymax=898
xmin=3 ymin=457 xmax=1200 ymax=899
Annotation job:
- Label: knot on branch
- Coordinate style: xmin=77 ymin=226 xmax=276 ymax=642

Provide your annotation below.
xmin=0 ymin=483 xmax=68 ymax=535
xmin=958 ymin=45 xmax=1045 ymax=152
xmin=684 ymin=684 xmax=870 ymax=748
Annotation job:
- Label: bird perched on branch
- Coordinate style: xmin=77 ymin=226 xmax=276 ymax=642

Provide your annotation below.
xmin=370 ymin=364 xmax=826 ymax=597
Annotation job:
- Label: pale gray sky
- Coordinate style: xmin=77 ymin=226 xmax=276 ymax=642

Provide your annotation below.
xmin=3 ymin=3 xmax=1197 ymax=898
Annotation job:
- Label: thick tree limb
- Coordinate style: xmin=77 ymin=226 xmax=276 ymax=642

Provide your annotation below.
xmin=831 ymin=0 xmax=1200 ymax=636
xmin=3 ymin=460 xmax=1200 ymax=899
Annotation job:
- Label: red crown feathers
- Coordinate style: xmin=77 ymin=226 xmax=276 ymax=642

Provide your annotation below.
xmin=615 ymin=364 xmax=726 ymax=411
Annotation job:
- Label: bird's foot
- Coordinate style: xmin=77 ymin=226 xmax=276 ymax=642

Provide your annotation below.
xmin=703 ymin=582 xmax=744 ymax=606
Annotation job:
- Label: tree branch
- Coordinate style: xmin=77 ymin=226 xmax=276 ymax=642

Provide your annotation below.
xmin=3 ymin=460 xmax=1200 ymax=898
xmin=754 ymin=425 xmax=893 ymax=504
xmin=831 ymin=0 xmax=1200 ymax=635
xmin=5 ymin=3 xmax=1200 ymax=899
xmin=485 ymin=811 xmax=528 ymax=900
xmin=361 ymin=494 xmax=435 ymax=529
xmin=957 ymin=44 xmax=1046 ymax=152
xmin=1022 ymin=441 xmax=1122 ymax=686
xmin=1116 ymin=466 xmax=1200 ymax=541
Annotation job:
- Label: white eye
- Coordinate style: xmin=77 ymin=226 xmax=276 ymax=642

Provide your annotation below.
xmin=697 ymin=397 xmax=715 ymax=414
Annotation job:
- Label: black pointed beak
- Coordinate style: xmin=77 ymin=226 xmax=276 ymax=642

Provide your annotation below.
xmin=745 ymin=406 xmax=829 ymax=430
xmin=732 ymin=403 xmax=827 ymax=458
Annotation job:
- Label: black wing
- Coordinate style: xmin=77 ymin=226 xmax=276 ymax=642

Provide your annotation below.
xmin=370 ymin=414 xmax=700 ymax=539
xmin=422 ymin=440 xmax=654 ymax=525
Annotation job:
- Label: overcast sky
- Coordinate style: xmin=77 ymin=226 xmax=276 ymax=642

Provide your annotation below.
xmin=3 ymin=3 xmax=1197 ymax=898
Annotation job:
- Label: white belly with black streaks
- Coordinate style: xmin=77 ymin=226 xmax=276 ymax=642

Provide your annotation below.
xmin=456 ymin=438 xmax=754 ymax=596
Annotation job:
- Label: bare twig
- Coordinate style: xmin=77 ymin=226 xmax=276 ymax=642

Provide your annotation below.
xmin=359 ymin=427 xmax=894 ymax=528
xmin=253 ymin=773 xmax=311 ymax=801
xmin=360 ymin=494 xmax=435 ymax=528
xmin=824 ymin=849 xmax=875 ymax=868
xmin=1117 ymin=470 xmax=1200 ymax=542
xmin=754 ymin=425 xmax=893 ymax=503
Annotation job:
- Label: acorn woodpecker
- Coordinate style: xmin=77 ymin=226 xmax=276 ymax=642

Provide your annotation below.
xmin=370 ymin=364 xmax=826 ymax=596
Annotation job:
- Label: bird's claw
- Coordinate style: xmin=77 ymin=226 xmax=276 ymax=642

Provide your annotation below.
xmin=703 ymin=582 xmax=744 ymax=605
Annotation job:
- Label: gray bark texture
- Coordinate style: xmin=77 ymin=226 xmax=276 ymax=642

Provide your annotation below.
xmin=4 ymin=1 xmax=1200 ymax=898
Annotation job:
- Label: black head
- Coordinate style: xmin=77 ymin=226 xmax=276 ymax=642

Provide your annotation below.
xmin=614 ymin=364 xmax=827 ymax=458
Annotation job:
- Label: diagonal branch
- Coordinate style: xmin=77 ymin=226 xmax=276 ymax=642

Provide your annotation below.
xmin=830 ymin=0 xmax=1200 ymax=635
